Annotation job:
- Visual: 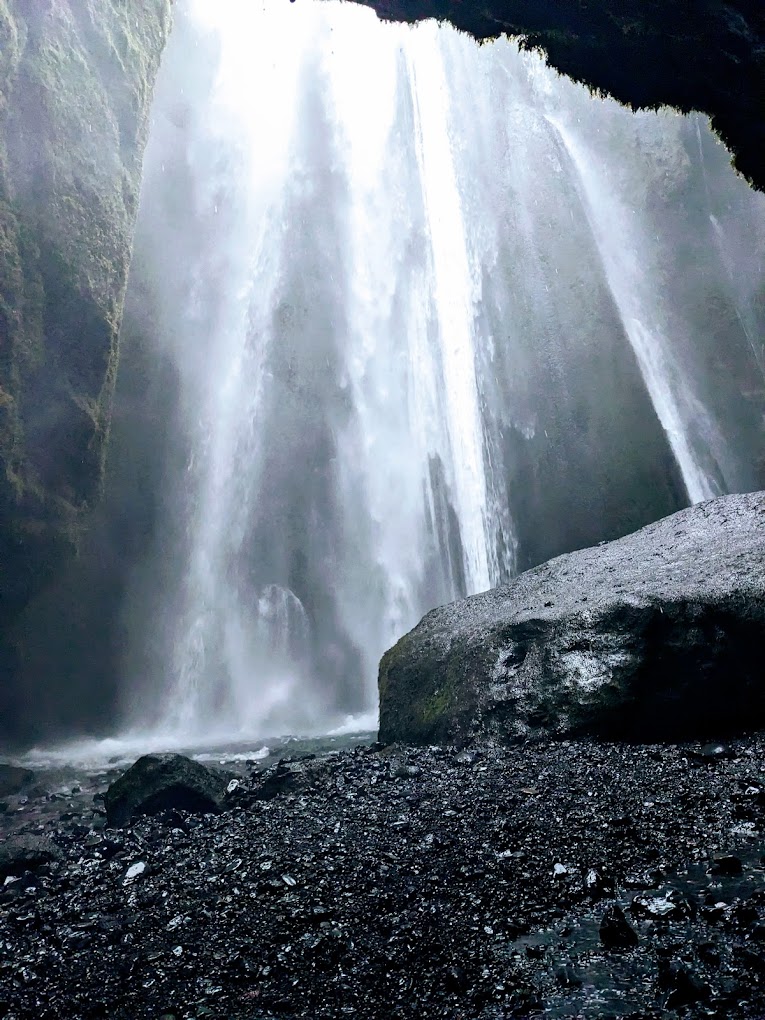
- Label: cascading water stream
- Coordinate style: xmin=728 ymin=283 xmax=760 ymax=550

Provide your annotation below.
xmin=406 ymin=26 xmax=493 ymax=593
xmin=113 ymin=0 xmax=765 ymax=749
xmin=545 ymin=116 xmax=719 ymax=504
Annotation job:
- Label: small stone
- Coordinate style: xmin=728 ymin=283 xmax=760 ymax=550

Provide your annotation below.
xmin=599 ymin=904 xmax=638 ymax=950
xmin=585 ymin=867 xmax=614 ymax=898
xmin=693 ymin=743 xmax=732 ymax=764
xmin=124 ymin=861 xmax=146 ymax=883
xmin=454 ymin=750 xmax=482 ymax=766
xmin=709 ymin=854 xmax=743 ymax=876
xmin=661 ymin=962 xmax=710 ymax=1008
xmin=631 ymin=894 xmax=685 ymax=919
xmin=555 ymin=964 xmax=582 ymax=988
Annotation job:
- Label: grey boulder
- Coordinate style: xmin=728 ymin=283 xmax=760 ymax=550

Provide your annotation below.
xmin=105 ymin=753 xmax=232 ymax=827
xmin=379 ymin=492 xmax=765 ymax=744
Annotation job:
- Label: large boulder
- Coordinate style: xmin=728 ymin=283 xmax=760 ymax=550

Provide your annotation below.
xmin=105 ymin=753 xmax=233 ymax=828
xmin=379 ymin=492 xmax=765 ymax=745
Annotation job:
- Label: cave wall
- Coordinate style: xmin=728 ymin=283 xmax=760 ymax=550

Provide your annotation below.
xmin=0 ymin=0 xmax=173 ymax=742
xmin=358 ymin=0 xmax=764 ymax=192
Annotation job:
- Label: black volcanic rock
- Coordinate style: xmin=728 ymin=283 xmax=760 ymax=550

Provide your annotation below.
xmin=105 ymin=753 xmax=232 ymax=827
xmin=599 ymin=904 xmax=638 ymax=950
xmin=5 ymin=737 xmax=765 ymax=1018
xmin=0 ymin=834 xmax=62 ymax=879
xmin=379 ymin=492 xmax=765 ymax=745
xmin=0 ymin=764 xmax=34 ymax=798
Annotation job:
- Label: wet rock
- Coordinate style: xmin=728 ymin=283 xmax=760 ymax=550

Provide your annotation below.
xmin=3 ymin=735 xmax=765 ymax=1018
xmin=379 ymin=492 xmax=765 ymax=743
xmin=124 ymin=861 xmax=147 ymax=884
xmin=555 ymin=963 xmax=583 ymax=988
xmin=659 ymin=961 xmax=710 ymax=1008
xmin=0 ymin=765 xmax=35 ymax=798
xmin=599 ymin=904 xmax=638 ymax=949
xmin=631 ymin=892 xmax=691 ymax=920
xmin=104 ymin=754 xmax=232 ymax=827
xmin=692 ymin=743 xmax=734 ymax=764
xmin=709 ymin=854 xmax=743 ymax=876
xmin=252 ymin=762 xmax=308 ymax=801
xmin=0 ymin=835 xmax=63 ymax=878
xmin=584 ymin=867 xmax=615 ymax=899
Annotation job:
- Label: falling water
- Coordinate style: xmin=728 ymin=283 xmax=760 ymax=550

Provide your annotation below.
xmin=117 ymin=0 xmax=765 ymax=745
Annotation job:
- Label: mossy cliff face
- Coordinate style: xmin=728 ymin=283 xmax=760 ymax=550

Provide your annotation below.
xmin=358 ymin=1 xmax=764 ymax=191
xmin=0 ymin=0 xmax=172 ymax=729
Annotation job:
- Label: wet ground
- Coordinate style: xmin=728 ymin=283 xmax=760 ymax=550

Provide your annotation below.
xmin=2 ymin=734 xmax=765 ymax=1019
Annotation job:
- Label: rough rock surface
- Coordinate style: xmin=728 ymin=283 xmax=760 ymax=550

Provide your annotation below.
xmin=357 ymin=0 xmax=765 ymax=191
xmin=3 ymin=737 xmax=765 ymax=1017
xmin=379 ymin=492 xmax=765 ymax=746
xmin=105 ymin=753 xmax=233 ymax=828
xmin=0 ymin=763 xmax=33 ymax=797
xmin=0 ymin=833 xmax=62 ymax=879
xmin=0 ymin=0 xmax=172 ymax=742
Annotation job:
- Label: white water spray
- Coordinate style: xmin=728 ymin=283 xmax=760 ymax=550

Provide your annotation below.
xmin=115 ymin=0 xmax=765 ymax=747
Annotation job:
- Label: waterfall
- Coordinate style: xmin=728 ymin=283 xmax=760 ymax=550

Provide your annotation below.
xmin=117 ymin=0 xmax=765 ymax=744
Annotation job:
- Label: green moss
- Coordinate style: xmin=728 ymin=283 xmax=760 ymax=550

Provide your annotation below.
xmin=419 ymin=684 xmax=455 ymax=724
xmin=0 ymin=0 xmax=172 ymax=622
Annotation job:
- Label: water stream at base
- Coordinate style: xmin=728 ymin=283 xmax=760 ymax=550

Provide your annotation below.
xmin=114 ymin=0 xmax=765 ymax=747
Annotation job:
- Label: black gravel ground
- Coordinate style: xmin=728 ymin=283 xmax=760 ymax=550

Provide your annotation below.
xmin=2 ymin=736 xmax=765 ymax=1019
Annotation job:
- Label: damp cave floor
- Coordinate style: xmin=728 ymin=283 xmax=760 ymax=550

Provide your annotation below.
xmin=2 ymin=735 xmax=765 ymax=1019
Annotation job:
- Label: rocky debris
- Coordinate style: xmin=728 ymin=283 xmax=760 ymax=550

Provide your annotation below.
xmin=379 ymin=491 xmax=765 ymax=745
xmin=104 ymin=754 xmax=233 ymax=827
xmin=0 ymin=834 xmax=62 ymax=879
xmin=0 ymin=765 xmax=34 ymax=798
xmin=2 ymin=735 xmax=765 ymax=1017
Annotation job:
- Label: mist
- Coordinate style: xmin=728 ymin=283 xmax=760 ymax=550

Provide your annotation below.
xmin=6 ymin=0 xmax=765 ymax=751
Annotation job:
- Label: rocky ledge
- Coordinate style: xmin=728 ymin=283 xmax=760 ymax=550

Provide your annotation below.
xmin=2 ymin=739 xmax=765 ymax=1018
xmin=356 ymin=0 xmax=765 ymax=191
xmin=379 ymin=491 xmax=765 ymax=746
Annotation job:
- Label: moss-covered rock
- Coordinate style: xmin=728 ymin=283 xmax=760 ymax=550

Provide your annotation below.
xmin=0 ymin=0 xmax=172 ymax=736
xmin=379 ymin=492 xmax=765 ymax=745
xmin=357 ymin=1 xmax=765 ymax=191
